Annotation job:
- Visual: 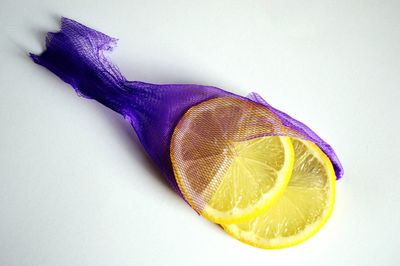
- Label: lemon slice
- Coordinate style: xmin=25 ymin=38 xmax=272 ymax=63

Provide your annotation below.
xmin=222 ymin=138 xmax=336 ymax=249
xmin=170 ymin=97 xmax=294 ymax=224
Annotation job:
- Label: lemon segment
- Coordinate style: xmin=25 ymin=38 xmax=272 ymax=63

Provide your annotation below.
xmin=202 ymin=136 xmax=294 ymax=223
xmin=222 ymin=138 xmax=336 ymax=249
xmin=170 ymin=97 xmax=294 ymax=224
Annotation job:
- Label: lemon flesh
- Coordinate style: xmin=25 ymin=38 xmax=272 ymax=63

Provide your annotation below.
xmin=171 ymin=97 xmax=294 ymax=224
xmin=222 ymin=138 xmax=336 ymax=249
xmin=203 ymin=136 xmax=294 ymax=223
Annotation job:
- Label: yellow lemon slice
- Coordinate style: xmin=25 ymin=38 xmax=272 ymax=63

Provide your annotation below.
xmin=222 ymin=138 xmax=336 ymax=249
xmin=170 ymin=97 xmax=294 ymax=224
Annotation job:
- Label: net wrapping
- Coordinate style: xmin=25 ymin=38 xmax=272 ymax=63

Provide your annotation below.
xmin=30 ymin=17 xmax=343 ymax=200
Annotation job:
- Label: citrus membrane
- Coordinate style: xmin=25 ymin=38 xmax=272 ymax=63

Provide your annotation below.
xmin=170 ymin=97 xmax=294 ymax=224
xmin=222 ymin=138 xmax=336 ymax=249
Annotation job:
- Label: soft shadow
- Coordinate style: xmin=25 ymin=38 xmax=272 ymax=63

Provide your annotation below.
xmin=94 ymin=105 xmax=177 ymax=197
xmin=10 ymin=14 xmax=61 ymax=61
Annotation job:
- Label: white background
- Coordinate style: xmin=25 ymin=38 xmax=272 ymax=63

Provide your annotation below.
xmin=1 ymin=0 xmax=399 ymax=265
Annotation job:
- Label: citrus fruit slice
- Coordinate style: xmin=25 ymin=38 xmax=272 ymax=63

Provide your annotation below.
xmin=170 ymin=97 xmax=294 ymax=224
xmin=222 ymin=138 xmax=336 ymax=249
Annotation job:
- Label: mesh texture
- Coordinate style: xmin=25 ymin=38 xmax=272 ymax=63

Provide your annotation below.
xmin=30 ymin=17 xmax=343 ymax=202
xmin=171 ymin=97 xmax=287 ymax=212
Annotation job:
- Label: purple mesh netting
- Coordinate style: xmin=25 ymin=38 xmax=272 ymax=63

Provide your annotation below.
xmin=247 ymin=92 xmax=344 ymax=179
xmin=30 ymin=17 xmax=343 ymax=197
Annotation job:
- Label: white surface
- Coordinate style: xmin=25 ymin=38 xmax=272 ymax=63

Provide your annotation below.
xmin=1 ymin=0 xmax=399 ymax=265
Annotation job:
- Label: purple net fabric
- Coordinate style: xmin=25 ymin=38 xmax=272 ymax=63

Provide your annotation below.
xmin=247 ymin=92 xmax=343 ymax=179
xmin=30 ymin=17 xmax=343 ymax=196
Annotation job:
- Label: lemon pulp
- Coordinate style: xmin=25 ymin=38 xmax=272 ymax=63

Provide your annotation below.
xmin=222 ymin=138 xmax=336 ymax=249
xmin=203 ymin=136 xmax=294 ymax=223
xmin=170 ymin=97 xmax=294 ymax=224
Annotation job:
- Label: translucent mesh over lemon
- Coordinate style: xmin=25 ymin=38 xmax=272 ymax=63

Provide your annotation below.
xmin=170 ymin=97 xmax=294 ymax=223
